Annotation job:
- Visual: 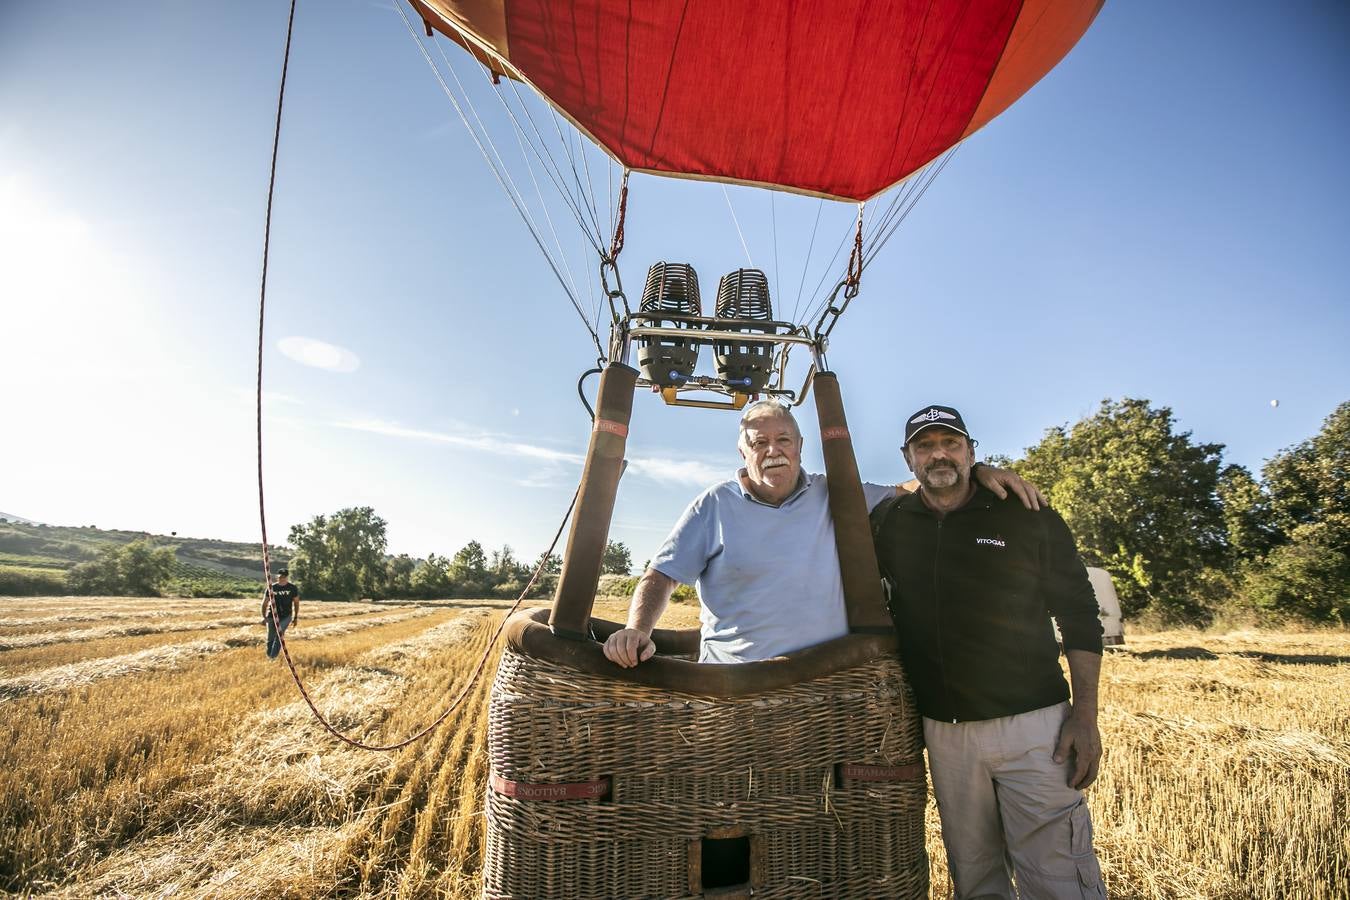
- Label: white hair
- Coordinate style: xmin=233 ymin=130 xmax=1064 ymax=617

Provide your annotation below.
xmin=738 ymin=399 xmax=800 ymax=438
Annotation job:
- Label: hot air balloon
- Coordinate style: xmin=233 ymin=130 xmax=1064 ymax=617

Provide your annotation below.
xmin=411 ymin=0 xmax=1102 ymax=202
xmin=298 ymin=3 xmax=1103 ymax=895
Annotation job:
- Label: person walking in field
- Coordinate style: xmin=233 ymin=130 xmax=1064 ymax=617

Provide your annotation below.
xmin=871 ymin=405 xmax=1106 ymax=899
xmin=263 ymin=567 xmax=300 ymax=660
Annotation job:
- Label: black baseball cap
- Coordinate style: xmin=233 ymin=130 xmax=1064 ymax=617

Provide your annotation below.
xmin=277 ymin=567 xmax=289 ymax=575
xmin=903 ymin=405 xmax=971 ymax=446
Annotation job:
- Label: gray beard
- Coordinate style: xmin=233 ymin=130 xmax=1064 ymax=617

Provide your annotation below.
xmin=921 ymin=465 xmax=965 ymax=492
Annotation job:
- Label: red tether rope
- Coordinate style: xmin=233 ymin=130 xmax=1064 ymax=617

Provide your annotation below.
xmin=255 ymin=0 xmax=297 ymax=645
xmin=255 ymin=0 xmax=576 ymax=751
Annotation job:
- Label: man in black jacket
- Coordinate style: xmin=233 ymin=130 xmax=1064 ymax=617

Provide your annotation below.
xmin=873 ymin=405 xmax=1106 ymax=899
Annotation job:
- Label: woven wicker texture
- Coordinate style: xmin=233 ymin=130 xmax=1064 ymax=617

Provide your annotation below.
xmin=483 ymin=648 xmax=928 ymax=899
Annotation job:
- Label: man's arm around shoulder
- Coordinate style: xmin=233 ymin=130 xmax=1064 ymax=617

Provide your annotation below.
xmin=602 ymin=568 xmax=679 ymax=668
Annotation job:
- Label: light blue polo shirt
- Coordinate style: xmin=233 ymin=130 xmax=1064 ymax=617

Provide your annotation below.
xmin=651 ymin=472 xmax=895 ymax=663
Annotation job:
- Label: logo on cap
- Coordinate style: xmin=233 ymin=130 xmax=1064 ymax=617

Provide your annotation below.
xmin=903 ymin=404 xmax=970 ymax=446
xmin=912 ymin=408 xmax=957 ymax=425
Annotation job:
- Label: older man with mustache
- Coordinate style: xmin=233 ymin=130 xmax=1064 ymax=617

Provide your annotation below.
xmin=603 ymin=399 xmax=1042 ymax=666
xmin=871 ymin=405 xmax=1106 ymax=899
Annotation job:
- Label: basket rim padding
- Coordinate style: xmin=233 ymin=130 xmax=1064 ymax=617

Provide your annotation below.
xmin=504 ymin=607 xmax=902 ymax=698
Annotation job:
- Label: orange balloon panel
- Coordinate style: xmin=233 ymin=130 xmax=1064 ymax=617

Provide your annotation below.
xmin=411 ymin=0 xmax=1103 ymax=201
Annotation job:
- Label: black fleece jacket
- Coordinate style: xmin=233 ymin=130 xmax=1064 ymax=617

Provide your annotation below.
xmin=874 ymin=485 xmax=1102 ymax=723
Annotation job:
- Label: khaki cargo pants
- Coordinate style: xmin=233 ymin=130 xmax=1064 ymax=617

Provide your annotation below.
xmin=924 ymin=702 xmax=1106 ymax=899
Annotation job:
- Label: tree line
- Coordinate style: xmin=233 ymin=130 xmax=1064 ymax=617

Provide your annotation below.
xmin=34 ymin=530 xmax=626 ymax=603
xmin=286 ymin=509 xmax=634 ymax=603
xmin=1004 ymin=398 xmax=1347 ymax=626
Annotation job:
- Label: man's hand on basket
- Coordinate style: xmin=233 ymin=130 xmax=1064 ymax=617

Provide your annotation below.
xmin=603 ymin=628 xmax=655 ymax=668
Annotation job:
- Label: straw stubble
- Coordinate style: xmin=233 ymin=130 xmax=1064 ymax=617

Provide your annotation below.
xmin=0 ymin=597 xmax=1344 ymax=899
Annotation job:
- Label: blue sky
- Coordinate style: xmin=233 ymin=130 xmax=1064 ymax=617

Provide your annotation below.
xmin=2 ymin=2 xmax=1347 ymax=566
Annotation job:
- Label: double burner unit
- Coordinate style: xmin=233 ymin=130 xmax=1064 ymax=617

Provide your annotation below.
xmin=628 ymin=262 xmax=814 ymax=410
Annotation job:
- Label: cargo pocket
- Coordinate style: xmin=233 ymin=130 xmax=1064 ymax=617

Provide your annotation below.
xmin=1069 ymin=800 xmax=1106 ymax=899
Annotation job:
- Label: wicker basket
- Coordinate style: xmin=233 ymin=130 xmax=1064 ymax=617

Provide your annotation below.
xmin=483 ymin=644 xmax=928 ymax=899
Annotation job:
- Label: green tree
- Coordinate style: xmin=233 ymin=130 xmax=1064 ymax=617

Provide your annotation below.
xmin=1261 ymin=401 xmax=1349 ymax=548
xmin=1243 ymin=523 xmax=1348 ymax=623
xmin=119 ymin=540 xmax=176 ymax=595
xmin=386 ymin=553 xmax=417 ymax=598
xmin=1216 ymin=464 xmax=1277 ymax=563
xmin=533 ymin=551 xmax=562 ymax=576
xmin=490 ymin=545 xmax=526 ymax=581
xmin=66 ymin=539 xmax=175 ymax=596
xmin=451 ymin=540 xmax=489 ymax=597
xmin=601 ymin=540 xmax=633 ymax=576
xmin=488 ymin=545 xmax=531 ymax=598
xmin=1242 ymin=401 xmax=1350 ymax=623
xmin=522 ymin=551 xmax=562 ymax=599
xmin=1012 ymin=398 xmax=1228 ymax=622
xmin=66 ymin=549 xmax=122 ymax=595
xmin=288 ymin=507 xmax=388 ymax=600
xmin=410 ymin=553 xmax=454 ymax=598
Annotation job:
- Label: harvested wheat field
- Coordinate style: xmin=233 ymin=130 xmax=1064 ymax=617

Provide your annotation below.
xmin=1 ymin=596 xmax=1345 ymax=898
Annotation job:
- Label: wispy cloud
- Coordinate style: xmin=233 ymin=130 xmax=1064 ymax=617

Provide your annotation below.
xmin=336 ymin=418 xmax=726 ymax=487
xmin=624 ymin=456 xmax=726 ymax=487
xmin=339 ymin=419 xmax=582 ymax=464
xmin=277 ymin=337 xmax=360 ymax=373
xmin=515 ymin=472 xmax=574 ymax=489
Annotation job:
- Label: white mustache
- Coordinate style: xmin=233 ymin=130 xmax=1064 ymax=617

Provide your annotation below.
xmin=762 ymin=459 xmax=790 ymax=469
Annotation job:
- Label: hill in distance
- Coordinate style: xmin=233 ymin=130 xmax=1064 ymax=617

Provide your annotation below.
xmin=0 ymin=512 xmax=40 ymax=526
xmin=0 ymin=519 xmax=289 ymax=597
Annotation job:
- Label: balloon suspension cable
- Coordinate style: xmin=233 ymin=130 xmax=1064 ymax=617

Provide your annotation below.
xmin=789 ymin=199 xmax=825 ymax=324
xmin=395 ymin=1 xmax=606 ymax=361
xmin=800 ymin=150 xmax=954 ymax=334
xmin=253 ymin=1 xmax=582 ymax=752
xmin=862 ymin=146 xmax=959 ymax=268
xmin=813 ymin=203 xmax=866 ymax=344
xmin=723 ymin=184 xmax=756 ymax=268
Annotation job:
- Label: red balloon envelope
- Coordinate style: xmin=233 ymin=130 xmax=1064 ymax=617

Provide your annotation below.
xmin=411 ymin=0 xmax=1103 ymax=202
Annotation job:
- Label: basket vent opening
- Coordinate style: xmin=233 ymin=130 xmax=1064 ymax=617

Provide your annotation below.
xmin=701 ymin=835 xmax=751 ymax=891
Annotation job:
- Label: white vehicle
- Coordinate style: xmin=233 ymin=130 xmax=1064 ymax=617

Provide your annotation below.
xmin=1054 ymin=567 xmax=1126 ymax=647
xmin=1087 ymin=567 xmax=1126 ymax=646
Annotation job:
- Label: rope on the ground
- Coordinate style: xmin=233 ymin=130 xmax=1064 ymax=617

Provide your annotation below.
xmin=267 ymin=489 xmax=577 ymax=752
xmin=254 ymin=0 xmax=579 ymax=752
